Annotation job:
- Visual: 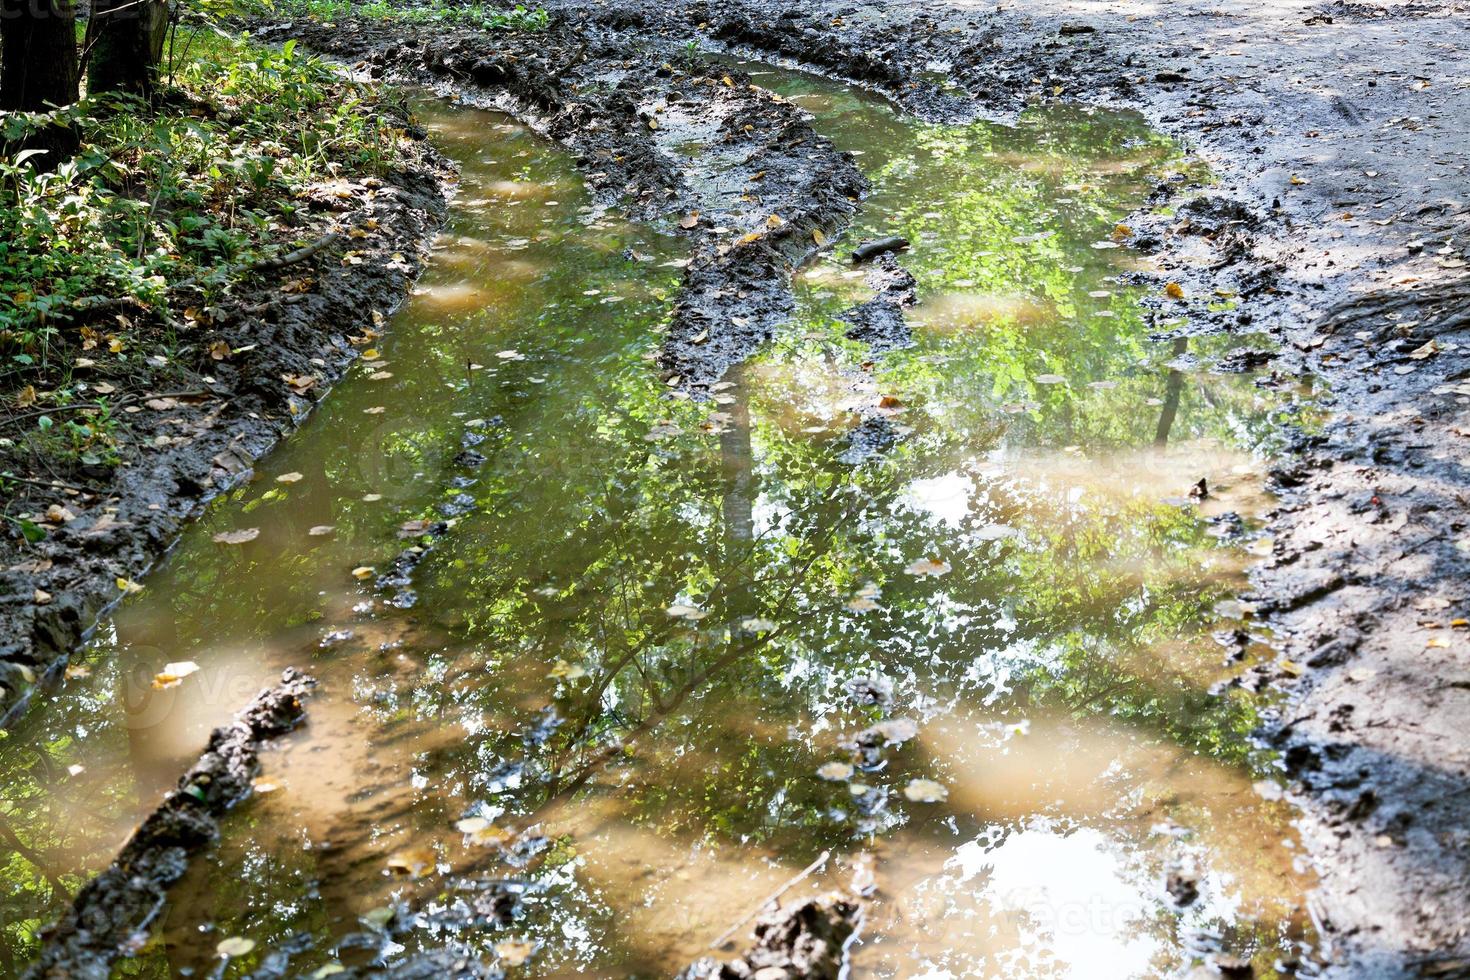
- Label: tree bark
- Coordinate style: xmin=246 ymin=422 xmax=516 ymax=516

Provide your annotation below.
xmin=0 ymin=0 xmax=81 ymax=163
xmin=87 ymin=0 xmax=168 ymax=98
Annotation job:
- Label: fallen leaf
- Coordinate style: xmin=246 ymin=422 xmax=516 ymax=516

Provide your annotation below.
xmin=33 ymin=588 xmax=52 ymax=605
xmin=1164 ymin=282 xmax=1186 ymax=300
xmin=276 ymin=472 xmax=304 ymax=483
xmin=216 ymin=937 xmax=256 ymax=958
xmin=362 ymin=907 xmax=395 ymax=929
xmin=352 ymin=566 xmax=375 ymax=580
xmin=872 ymin=718 xmax=919 ymax=744
xmin=818 ymin=761 xmax=854 ymax=781
xmin=385 ymin=847 xmax=436 ymax=878
xmin=45 ymin=504 xmax=76 ymax=523
xmin=904 ymin=557 xmax=951 ymax=578
xmin=398 ymin=519 xmax=433 ymax=538
xmin=548 ymin=659 xmax=588 ymax=680
xmin=495 ymin=940 xmax=535 ymax=967
xmin=209 ymin=340 xmax=232 ymax=361
xmin=212 ymin=528 xmax=260 ymax=545
xmin=308 ymin=525 xmax=335 ymax=536
xmin=152 ymin=660 xmax=200 ymax=689
xmin=679 ymin=212 xmax=700 ymax=230
xmin=903 ymin=778 xmax=948 ymax=803
xmin=117 ymin=577 xmax=144 ymax=594
xmin=16 ymin=385 xmax=37 ymax=408
xmin=812 ymin=228 xmax=827 ymax=246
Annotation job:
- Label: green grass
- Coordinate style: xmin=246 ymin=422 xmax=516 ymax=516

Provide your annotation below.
xmin=271 ymin=0 xmax=550 ymax=31
xmin=0 ymin=33 xmax=411 ymax=477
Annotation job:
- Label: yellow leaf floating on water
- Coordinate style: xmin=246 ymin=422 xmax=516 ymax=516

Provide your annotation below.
xmin=904 ymin=557 xmax=951 ymax=579
xmin=818 ymin=761 xmax=854 ymax=781
xmin=548 ymin=660 xmax=588 ymax=681
xmin=1164 ymin=282 xmax=1185 ymax=300
xmin=385 ymin=846 xmax=436 ymax=878
xmin=276 ymin=472 xmax=304 ymax=483
xmin=216 ymin=936 xmax=256 ymax=958
xmin=152 ymin=660 xmax=200 ymax=689
xmin=212 ymin=527 xmax=260 ymax=545
xmin=496 ymin=940 xmax=535 ymax=967
xmin=351 ymin=566 xmax=375 ymax=580
xmin=872 ymin=718 xmax=919 ymax=744
xmin=903 ymin=778 xmax=949 ymax=803
xmin=117 ymin=577 xmax=144 ymax=594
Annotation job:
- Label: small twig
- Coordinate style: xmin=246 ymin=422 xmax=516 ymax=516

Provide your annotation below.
xmin=0 ymin=472 xmax=97 ymax=494
xmin=247 ymin=232 xmax=342 ymax=272
xmin=0 ymin=388 xmax=209 ymax=431
xmin=708 ymin=849 xmax=831 ymax=950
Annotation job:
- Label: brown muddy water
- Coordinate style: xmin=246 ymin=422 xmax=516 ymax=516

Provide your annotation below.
xmin=0 ymin=65 xmax=1324 ymax=979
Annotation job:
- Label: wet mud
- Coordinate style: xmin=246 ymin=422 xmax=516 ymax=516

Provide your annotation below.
xmin=0 ymin=128 xmax=450 ymax=729
xmin=27 ymin=669 xmax=315 ymax=980
xmin=3 ymin=0 xmax=1468 ymax=975
xmin=254 ymin=17 xmax=871 ymax=393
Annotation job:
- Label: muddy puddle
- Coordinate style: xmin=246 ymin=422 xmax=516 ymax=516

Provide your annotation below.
xmin=0 ymin=65 xmax=1323 ymax=979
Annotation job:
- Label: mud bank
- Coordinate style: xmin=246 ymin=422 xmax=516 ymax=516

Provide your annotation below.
xmin=0 ymin=127 xmax=450 ymax=731
xmin=517 ymin=0 xmax=1470 ymax=974
xmin=27 ymin=669 xmax=315 ymax=980
xmin=256 ymin=16 xmax=873 ymax=393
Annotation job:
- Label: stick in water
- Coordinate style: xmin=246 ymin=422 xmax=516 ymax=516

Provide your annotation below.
xmin=708 ymin=849 xmax=831 ymax=950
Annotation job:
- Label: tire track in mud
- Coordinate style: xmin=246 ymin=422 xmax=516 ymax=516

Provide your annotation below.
xmin=259 ymin=17 xmax=878 ymax=396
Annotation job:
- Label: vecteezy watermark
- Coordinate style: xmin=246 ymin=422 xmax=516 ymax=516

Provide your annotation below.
xmin=117 ymin=644 xmax=279 ymax=732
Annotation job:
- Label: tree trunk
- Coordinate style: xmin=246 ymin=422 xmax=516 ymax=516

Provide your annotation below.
xmin=87 ymin=0 xmax=168 ymax=98
xmin=0 ymin=0 xmax=81 ymax=163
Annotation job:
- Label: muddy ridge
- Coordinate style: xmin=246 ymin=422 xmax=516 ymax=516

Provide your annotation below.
xmin=257 ymin=15 xmax=871 ymax=393
xmin=27 ymin=669 xmax=316 ymax=980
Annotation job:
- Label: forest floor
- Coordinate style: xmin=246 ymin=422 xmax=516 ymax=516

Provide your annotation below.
xmin=5 ymin=0 xmax=1470 ymax=976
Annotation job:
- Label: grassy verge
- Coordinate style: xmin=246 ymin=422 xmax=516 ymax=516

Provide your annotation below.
xmin=0 ymin=31 xmax=416 ymax=525
xmin=270 ymin=0 xmax=548 ymax=31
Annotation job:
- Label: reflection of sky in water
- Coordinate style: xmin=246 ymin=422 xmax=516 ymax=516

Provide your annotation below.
xmin=0 ymin=66 xmax=1323 ymax=980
